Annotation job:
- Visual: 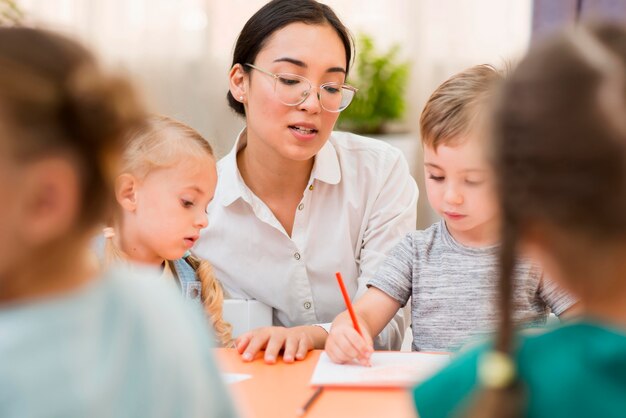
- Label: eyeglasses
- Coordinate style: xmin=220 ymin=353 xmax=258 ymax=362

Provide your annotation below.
xmin=244 ymin=63 xmax=357 ymax=112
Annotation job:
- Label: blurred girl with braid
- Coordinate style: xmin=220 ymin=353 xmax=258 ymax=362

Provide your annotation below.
xmin=103 ymin=115 xmax=233 ymax=347
xmin=414 ymin=23 xmax=626 ymax=418
xmin=0 ymin=27 xmax=237 ymax=417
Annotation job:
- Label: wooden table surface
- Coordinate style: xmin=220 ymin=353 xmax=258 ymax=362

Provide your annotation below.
xmin=215 ymin=348 xmax=418 ymax=418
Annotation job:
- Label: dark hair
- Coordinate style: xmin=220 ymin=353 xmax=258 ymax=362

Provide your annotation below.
xmin=466 ymin=23 xmax=626 ymax=418
xmin=227 ymin=0 xmax=354 ymax=116
xmin=0 ymin=27 xmax=144 ymax=230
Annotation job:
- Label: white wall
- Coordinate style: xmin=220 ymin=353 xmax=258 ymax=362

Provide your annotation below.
xmin=18 ymin=0 xmax=532 ymax=227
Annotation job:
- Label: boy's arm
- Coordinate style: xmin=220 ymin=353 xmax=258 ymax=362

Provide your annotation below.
xmin=538 ymin=270 xmax=580 ymax=319
xmin=557 ymin=302 xmax=582 ymax=320
xmin=356 ymin=287 xmax=404 ymax=337
xmin=326 ymin=287 xmax=401 ymax=364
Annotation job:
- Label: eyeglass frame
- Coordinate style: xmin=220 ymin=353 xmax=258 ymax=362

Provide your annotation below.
xmin=243 ymin=63 xmax=358 ymax=113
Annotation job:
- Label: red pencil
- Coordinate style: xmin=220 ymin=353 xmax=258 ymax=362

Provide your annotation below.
xmin=335 ymin=272 xmax=363 ymax=336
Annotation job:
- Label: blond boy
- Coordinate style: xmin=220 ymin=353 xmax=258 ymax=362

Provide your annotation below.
xmin=325 ymin=65 xmax=576 ymax=364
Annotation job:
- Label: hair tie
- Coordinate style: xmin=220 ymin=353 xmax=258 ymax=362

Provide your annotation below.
xmin=103 ymin=227 xmax=115 ymax=239
xmin=477 ymin=351 xmax=516 ymax=388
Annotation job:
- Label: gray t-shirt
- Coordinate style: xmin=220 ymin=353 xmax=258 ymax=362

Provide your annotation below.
xmin=368 ymin=221 xmax=576 ymax=352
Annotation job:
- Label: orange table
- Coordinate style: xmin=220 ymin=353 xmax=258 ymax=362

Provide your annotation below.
xmin=215 ymin=349 xmax=418 ymax=418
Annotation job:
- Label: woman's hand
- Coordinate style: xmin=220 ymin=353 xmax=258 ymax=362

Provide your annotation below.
xmin=235 ymin=325 xmax=328 ymax=364
xmin=325 ymin=314 xmax=373 ymax=366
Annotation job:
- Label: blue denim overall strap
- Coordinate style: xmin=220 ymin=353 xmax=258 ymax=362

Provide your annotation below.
xmin=171 ymin=257 xmax=203 ymax=307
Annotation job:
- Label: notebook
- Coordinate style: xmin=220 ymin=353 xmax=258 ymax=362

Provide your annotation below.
xmin=310 ymin=351 xmax=450 ymax=388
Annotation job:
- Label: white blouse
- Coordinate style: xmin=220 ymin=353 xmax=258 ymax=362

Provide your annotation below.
xmin=195 ymin=129 xmax=418 ymax=349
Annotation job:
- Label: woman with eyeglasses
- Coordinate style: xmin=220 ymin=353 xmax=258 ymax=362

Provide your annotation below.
xmin=195 ymin=0 xmax=417 ymax=364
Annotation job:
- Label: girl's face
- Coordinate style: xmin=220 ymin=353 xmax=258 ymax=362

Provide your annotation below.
xmin=126 ymin=153 xmax=217 ymax=263
xmin=237 ymin=22 xmax=347 ymax=162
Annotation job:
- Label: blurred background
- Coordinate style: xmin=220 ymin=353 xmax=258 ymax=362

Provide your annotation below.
xmin=5 ymin=0 xmax=624 ymax=227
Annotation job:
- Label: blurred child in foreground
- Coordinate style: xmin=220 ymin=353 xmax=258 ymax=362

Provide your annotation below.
xmin=0 ymin=27 xmax=236 ymax=418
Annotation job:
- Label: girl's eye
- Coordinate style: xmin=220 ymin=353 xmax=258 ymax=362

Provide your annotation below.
xmin=465 ymin=179 xmax=484 ymax=186
xmin=428 ymin=174 xmax=445 ymax=182
xmin=181 ymin=199 xmax=194 ymax=208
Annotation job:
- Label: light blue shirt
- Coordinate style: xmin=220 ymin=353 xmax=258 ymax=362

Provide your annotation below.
xmin=0 ymin=266 xmax=237 ymax=418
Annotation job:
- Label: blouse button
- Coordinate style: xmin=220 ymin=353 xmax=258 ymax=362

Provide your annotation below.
xmin=294 ymin=252 xmax=301 ymax=260
xmin=304 ymin=301 xmax=312 ymax=310
xmin=298 ymin=203 xmax=304 ymax=211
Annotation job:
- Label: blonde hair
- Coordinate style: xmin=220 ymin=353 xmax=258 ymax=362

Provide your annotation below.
xmin=104 ymin=115 xmax=233 ymax=347
xmin=420 ymin=64 xmax=504 ymax=150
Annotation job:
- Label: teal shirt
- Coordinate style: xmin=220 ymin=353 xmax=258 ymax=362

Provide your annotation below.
xmin=0 ymin=266 xmax=237 ymax=418
xmin=413 ymin=321 xmax=626 ymax=418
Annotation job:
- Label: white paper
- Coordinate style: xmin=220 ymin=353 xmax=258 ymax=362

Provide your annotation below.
xmin=310 ymin=352 xmax=450 ymax=387
xmin=223 ymin=373 xmax=252 ymax=385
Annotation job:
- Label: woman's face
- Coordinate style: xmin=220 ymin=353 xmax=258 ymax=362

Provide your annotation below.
xmin=240 ymin=22 xmax=347 ymax=162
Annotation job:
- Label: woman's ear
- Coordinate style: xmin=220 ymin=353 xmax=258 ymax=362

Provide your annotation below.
xmin=19 ymin=157 xmax=80 ymax=246
xmin=229 ymin=63 xmax=247 ymax=104
xmin=115 ymin=173 xmax=138 ymax=212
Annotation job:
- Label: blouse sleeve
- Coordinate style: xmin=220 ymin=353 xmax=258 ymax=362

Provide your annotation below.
xmin=357 ymin=146 xmax=418 ymax=349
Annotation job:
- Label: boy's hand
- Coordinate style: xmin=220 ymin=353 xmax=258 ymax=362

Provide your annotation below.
xmin=325 ymin=317 xmax=373 ymax=366
xmin=235 ymin=325 xmax=327 ymax=364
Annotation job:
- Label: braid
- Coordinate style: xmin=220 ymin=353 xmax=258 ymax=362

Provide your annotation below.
xmin=185 ymin=255 xmax=234 ymax=348
xmin=102 ymin=229 xmax=232 ymax=347
xmin=464 ymin=219 xmax=524 ymax=418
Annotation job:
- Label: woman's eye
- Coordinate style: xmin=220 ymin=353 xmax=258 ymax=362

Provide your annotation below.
xmin=278 ymin=76 xmax=300 ymax=86
xmin=465 ymin=179 xmax=484 ymax=186
xmin=323 ymin=85 xmax=341 ymax=94
xmin=428 ymin=175 xmax=445 ymax=182
xmin=181 ymin=199 xmax=194 ymax=208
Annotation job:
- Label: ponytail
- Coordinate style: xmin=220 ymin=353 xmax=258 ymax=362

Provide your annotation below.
xmin=179 ymin=254 xmax=234 ymax=348
xmin=464 ymin=219 xmax=524 ymax=418
xmin=102 ymin=228 xmax=233 ymax=347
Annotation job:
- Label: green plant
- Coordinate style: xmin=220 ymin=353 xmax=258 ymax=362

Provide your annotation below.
xmin=338 ymin=33 xmax=410 ymax=135
xmin=0 ymin=0 xmax=23 ymax=26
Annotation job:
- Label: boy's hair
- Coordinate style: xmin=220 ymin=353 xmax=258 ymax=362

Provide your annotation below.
xmin=420 ymin=64 xmax=504 ymax=150
xmin=465 ymin=23 xmax=626 ymax=418
xmin=104 ymin=115 xmax=233 ymax=347
xmin=0 ymin=27 xmax=143 ymax=230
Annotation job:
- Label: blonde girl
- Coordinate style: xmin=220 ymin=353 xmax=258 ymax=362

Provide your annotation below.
xmin=104 ymin=115 xmax=232 ymax=347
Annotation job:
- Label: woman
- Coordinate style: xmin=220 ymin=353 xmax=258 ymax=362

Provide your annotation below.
xmin=196 ymin=0 xmax=417 ymax=363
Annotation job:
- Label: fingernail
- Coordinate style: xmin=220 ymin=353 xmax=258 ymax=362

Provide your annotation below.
xmin=284 ymin=355 xmax=293 ymax=362
xmin=265 ymin=355 xmax=275 ymax=363
xmin=242 ymin=352 xmax=252 ymax=361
